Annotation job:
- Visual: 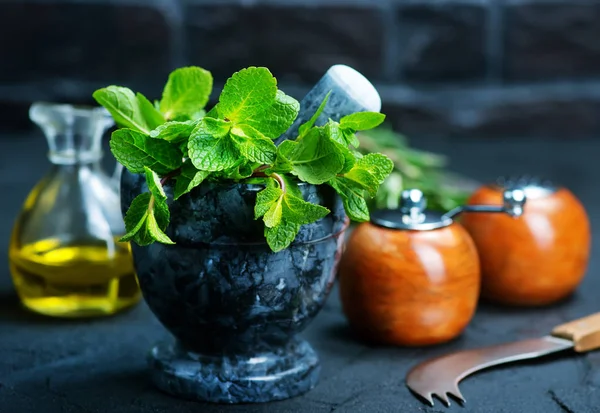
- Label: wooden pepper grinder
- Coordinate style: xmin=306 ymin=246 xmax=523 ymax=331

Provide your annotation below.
xmin=338 ymin=187 xmax=526 ymax=346
xmin=460 ymin=176 xmax=591 ymax=307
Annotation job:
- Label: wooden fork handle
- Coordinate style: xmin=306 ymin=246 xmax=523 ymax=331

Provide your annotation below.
xmin=552 ymin=312 xmax=600 ymax=352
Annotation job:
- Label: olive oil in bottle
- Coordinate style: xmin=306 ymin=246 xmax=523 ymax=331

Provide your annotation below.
xmin=9 ymin=237 xmax=139 ymax=317
xmin=9 ymin=102 xmax=141 ymax=318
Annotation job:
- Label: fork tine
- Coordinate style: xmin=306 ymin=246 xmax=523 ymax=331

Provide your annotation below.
xmin=434 ymin=392 xmax=451 ymax=407
xmin=406 ymin=384 xmax=435 ymax=406
xmin=412 ymin=390 xmax=434 ymax=406
xmin=422 ymin=392 xmax=434 ymax=406
xmin=449 ymin=384 xmax=466 ymax=404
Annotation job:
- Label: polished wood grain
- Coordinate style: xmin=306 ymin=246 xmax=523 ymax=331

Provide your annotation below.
xmin=338 ymin=222 xmax=480 ymax=346
xmin=552 ymin=312 xmax=600 ymax=352
xmin=461 ymin=186 xmax=590 ymax=306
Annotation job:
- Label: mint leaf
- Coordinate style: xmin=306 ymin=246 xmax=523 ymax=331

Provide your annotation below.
xmin=160 ymin=66 xmax=213 ymax=120
xmin=174 ymin=161 xmax=210 ymax=200
xmin=218 ymin=67 xmax=277 ymax=123
xmin=328 ymin=178 xmax=370 ymax=221
xmin=110 ymin=128 xmax=183 ymax=175
xmin=255 ymin=177 xmax=330 ymax=250
xmin=146 ymin=211 xmax=174 ymax=244
xmin=255 ymin=186 xmax=283 ymax=219
xmin=236 ymin=162 xmax=254 ymax=179
xmin=340 ymin=112 xmax=386 ymax=131
xmin=150 ymin=120 xmax=198 ymax=143
xmin=265 ymin=219 xmax=300 ymax=252
xmin=120 ymin=193 xmax=151 ymax=243
xmin=339 ymin=169 xmax=379 ymax=197
xmin=151 ymin=196 xmax=172 ymax=238
xmin=267 ymin=150 xmax=293 ymax=174
xmin=343 ymin=191 xmax=370 ymax=221
xmin=323 ymin=118 xmax=361 ymax=148
xmin=338 ymin=112 xmax=384 ymax=148
xmin=259 ymin=184 xmax=329 ymax=228
xmin=281 ymin=175 xmax=303 ymax=198
xmin=282 ymin=192 xmax=329 ymax=224
xmin=188 ymin=117 xmax=238 ymax=171
xmin=333 ymin=154 xmax=390 ymax=199
xmin=93 ymin=86 xmax=153 ymax=135
xmin=278 ymin=128 xmax=345 ymax=184
xmin=322 ymin=120 xmax=356 ymax=173
xmin=264 ymin=195 xmax=283 ymax=228
xmin=323 ymin=119 xmax=344 ymax=145
xmin=231 ymin=124 xmax=277 ymax=164
xmin=119 ymin=192 xmax=174 ymax=245
xmin=219 ymin=161 xmax=254 ymax=180
xmin=137 ymin=93 xmax=165 ymax=130
xmin=244 ymin=90 xmax=299 ymax=139
xmin=327 ymin=153 xmax=393 ymax=221
xmin=144 ymin=167 xmax=167 ymax=200
xmin=298 ymin=91 xmax=331 ymax=138
xmin=338 ymin=144 xmax=357 ymax=174
xmin=209 ymin=67 xmax=298 ymax=156
xmin=341 ymin=129 xmax=360 ymax=148
xmin=358 ymin=153 xmax=394 ymax=183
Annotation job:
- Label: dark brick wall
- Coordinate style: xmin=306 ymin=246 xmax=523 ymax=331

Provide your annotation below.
xmin=504 ymin=2 xmax=600 ymax=80
xmin=0 ymin=3 xmax=173 ymax=85
xmin=397 ymin=4 xmax=487 ymax=82
xmin=2 ymin=0 xmax=600 ymax=138
xmin=185 ymin=4 xmax=384 ymax=84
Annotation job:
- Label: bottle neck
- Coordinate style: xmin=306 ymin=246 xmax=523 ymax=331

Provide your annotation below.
xmin=45 ymin=123 xmax=105 ymax=166
xmin=48 ymin=146 xmax=104 ymax=166
xmin=48 ymin=161 xmax=103 ymax=177
xmin=30 ymin=103 xmax=114 ymax=167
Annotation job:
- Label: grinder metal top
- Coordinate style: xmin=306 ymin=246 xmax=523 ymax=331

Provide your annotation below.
xmin=370 ymin=187 xmax=526 ymax=231
xmin=491 ymin=175 xmax=557 ymax=200
xmin=370 ymin=189 xmax=452 ymax=231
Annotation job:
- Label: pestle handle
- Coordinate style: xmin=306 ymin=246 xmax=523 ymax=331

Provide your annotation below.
xmin=274 ymin=65 xmax=382 ymax=145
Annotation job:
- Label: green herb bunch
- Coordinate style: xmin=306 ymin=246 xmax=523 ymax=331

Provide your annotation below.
xmin=93 ymin=66 xmax=394 ymax=252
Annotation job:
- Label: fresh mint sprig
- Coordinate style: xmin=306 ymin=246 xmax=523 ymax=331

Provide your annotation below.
xmin=160 ymin=66 xmax=213 ymax=121
xmin=94 ymin=65 xmax=393 ymax=252
xmin=120 ymin=167 xmax=174 ymax=246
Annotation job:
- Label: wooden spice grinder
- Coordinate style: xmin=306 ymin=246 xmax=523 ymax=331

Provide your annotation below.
xmin=461 ymin=176 xmax=591 ymax=307
xmin=338 ymin=187 xmax=526 ymax=346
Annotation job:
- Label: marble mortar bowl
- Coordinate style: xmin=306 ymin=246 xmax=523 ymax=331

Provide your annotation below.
xmin=120 ymin=169 xmax=348 ymax=403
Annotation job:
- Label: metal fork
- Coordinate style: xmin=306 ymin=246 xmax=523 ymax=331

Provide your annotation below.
xmin=405 ymin=336 xmax=575 ymax=407
xmin=409 ymin=385 xmax=465 ymax=407
xmin=406 ymin=374 xmax=465 ymax=407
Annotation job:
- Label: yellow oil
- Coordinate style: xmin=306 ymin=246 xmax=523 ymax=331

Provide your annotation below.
xmin=9 ymin=237 xmax=141 ymax=318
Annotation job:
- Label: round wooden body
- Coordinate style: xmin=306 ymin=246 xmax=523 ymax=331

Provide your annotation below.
xmin=338 ymin=222 xmax=480 ymax=346
xmin=461 ymin=186 xmax=590 ymax=306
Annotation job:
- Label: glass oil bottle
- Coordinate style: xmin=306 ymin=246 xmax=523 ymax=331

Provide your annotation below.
xmin=8 ymin=102 xmax=141 ymax=318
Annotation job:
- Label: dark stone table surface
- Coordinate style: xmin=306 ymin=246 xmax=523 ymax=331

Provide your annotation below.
xmin=2 ymin=132 xmax=600 ymax=413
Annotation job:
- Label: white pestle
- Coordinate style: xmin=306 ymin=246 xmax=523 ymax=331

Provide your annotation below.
xmin=274 ymin=64 xmax=382 ymax=145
